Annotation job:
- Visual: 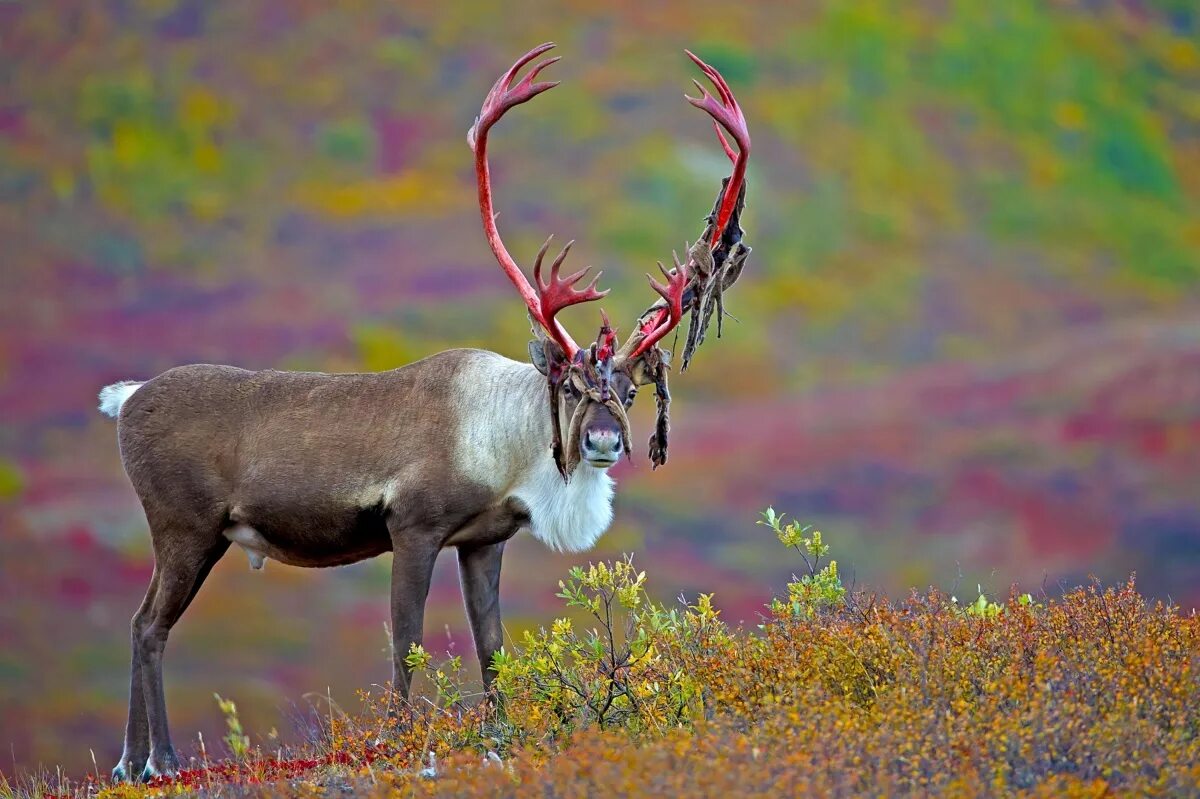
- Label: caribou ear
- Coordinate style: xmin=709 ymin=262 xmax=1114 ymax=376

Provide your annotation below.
xmin=529 ymin=337 xmax=570 ymax=376
xmin=528 ymin=340 xmax=549 ymax=375
xmin=625 ymin=347 xmax=671 ymax=387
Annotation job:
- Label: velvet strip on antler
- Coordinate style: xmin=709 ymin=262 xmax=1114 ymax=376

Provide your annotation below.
xmin=623 ymin=176 xmax=750 ymax=371
xmin=533 ymin=336 xmax=571 ymax=478
xmin=640 ymin=346 xmax=673 ymax=469
xmin=680 ymin=177 xmax=750 ymax=371
xmin=616 ymin=179 xmax=749 ymax=469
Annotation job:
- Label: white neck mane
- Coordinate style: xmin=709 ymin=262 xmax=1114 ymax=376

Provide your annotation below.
xmin=452 ymin=350 xmax=615 ymax=552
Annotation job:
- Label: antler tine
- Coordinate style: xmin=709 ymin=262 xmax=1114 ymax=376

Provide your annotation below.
xmin=596 ymin=308 xmax=616 ymax=357
xmin=470 ymin=44 xmax=604 ymax=358
xmin=683 ymin=49 xmax=751 ymax=250
xmin=533 ymin=237 xmax=609 ymax=332
xmin=712 ymin=123 xmax=737 ymax=164
xmin=630 ymin=255 xmax=689 ymax=358
xmin=468 ymin=43 xmax=561 ymax=151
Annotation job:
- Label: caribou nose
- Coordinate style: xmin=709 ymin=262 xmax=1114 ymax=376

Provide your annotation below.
xmin=584 ymin=429 xmax=622 ymax=463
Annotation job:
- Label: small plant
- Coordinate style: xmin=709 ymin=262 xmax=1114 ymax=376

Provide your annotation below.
xmin=758 ymin=507 xmax=845 ymax=617
xmin=489 ymin=555 xmax=729 ymax=744
xmin=953 ymin=587 xmax=1039 ymax=618
xmin=404 ymin=645 xmax=464 ymax=708
xmin=213 ymin=694 xmax=251 ymax=760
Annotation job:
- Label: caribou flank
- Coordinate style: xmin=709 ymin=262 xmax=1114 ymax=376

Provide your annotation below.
xmin=100 ymin=44 xmax=751 ymax=783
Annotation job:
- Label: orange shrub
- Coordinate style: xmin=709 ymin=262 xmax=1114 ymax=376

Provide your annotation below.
xmin=22 ymin=512 xmax=1197 ymax=799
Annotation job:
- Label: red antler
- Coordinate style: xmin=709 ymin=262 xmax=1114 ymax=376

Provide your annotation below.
xmin=684 ymin=49 xmax=751 ymax=251
xmin=629 ymin=253 xmax=689 ymax=358
xmin=532 ymin=237 xmax=605 ymax=352
xmin=469 ymin=43 xmax=606 ymax=358
xmin=626 ymin=51 xmax=751 ymax=360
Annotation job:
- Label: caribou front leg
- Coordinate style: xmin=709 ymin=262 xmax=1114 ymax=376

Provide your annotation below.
xmin=457 ymin=541 xmax=506 ymax=690
xmin=387 ymin=534 xmax=440 ymax=700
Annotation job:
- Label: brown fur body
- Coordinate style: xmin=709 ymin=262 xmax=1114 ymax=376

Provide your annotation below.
xmin=118 ymin=351 xmax=520 ymax=569
xmin=107 ymin=348 xmax=626 ymax=780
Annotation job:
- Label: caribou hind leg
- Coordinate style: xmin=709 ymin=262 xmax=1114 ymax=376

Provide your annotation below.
xmin=112 ymin=571 xmax=159 ymax=782
xmin=116 ymin=514 xmax=229 ymax=782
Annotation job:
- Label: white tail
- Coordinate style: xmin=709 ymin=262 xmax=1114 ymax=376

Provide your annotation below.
xmin=98 ymin=381 xmax=145 ymax=418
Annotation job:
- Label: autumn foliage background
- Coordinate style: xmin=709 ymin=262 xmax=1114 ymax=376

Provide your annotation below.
xmin=1 ymin=0 xmax=1199 ymax=782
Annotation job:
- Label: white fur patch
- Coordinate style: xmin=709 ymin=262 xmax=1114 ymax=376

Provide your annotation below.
xmin=98 ymin=381 xmax=145 ymax=418
xmin=452 ymin=351 xmax=615 ymax=553
xmin=511 ymin=455 xmax=614 ymax=553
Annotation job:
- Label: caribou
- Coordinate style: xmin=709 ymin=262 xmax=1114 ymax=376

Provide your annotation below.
xmin=99 ymin=43 xmax=751 ymax=782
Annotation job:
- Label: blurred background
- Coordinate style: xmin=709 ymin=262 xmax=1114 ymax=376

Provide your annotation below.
xmin=2 ymin=0 xmax=1198 ymax=778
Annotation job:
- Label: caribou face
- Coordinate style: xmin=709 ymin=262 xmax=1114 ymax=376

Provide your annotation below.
xmin=530 ymin=330 xmax=643 ymax=472
xmin=560 ymin=362 xmax=639 ymax=468
xmin=573 ymin=375 xmax=634 ymax=467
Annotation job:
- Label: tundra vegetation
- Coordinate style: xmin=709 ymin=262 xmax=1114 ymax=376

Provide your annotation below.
xmin=6 ymin=510 xmax=1197 ymax=799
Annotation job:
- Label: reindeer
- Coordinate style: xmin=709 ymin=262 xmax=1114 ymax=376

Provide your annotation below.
xmin=98 ymin=44 xmax=751 ymax=782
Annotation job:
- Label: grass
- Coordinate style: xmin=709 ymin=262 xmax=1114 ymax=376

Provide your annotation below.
xmin=6 ymin=510 xmax=1198 ymax=798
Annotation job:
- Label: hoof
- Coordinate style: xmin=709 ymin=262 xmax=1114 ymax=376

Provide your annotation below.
xmin=139 ymin=750 xmax=181 ymax=782
xmin=111 ymin=759 xmax=144 ymax=784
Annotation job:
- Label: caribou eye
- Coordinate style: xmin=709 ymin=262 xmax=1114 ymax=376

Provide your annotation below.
xmin=624 ymin=389 xmax=637 ymax=407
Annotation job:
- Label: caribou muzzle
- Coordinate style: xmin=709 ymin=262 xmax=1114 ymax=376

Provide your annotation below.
xmin=582 ymin=425 xmax=623 ymax=466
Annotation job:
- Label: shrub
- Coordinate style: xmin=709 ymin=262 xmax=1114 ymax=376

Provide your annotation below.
xmin=213 ymin=694 xmax=251 ymax=761
xmin=29 ymin=509 xmax=1196 ymax=799
xmin=487 ymin=555 xmax=730 ymax=742
xmin=758 ymin=507 xmax=846 ymax=617
xmin=387 ymin=514 xmax=1199 ymax=796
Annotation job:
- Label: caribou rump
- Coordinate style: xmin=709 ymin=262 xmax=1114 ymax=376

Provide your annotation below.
xmin=99 ymin=44 xmax=751 ymax=782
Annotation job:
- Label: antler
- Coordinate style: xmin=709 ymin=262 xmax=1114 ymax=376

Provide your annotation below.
xmin=468 ymin=45 xmax=751 ymax=474
xmin=628 ymin=253 xmax=690 ymax=358
xmin=469 ymin=43 xmax=606 ymax=359
xmin=684 ymin=49 xmax=751 ymax=251
xmin=622 ymin=50 xmax=752 ymax=363
xmin=616 ymin=50 xmax=753 ymax=470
